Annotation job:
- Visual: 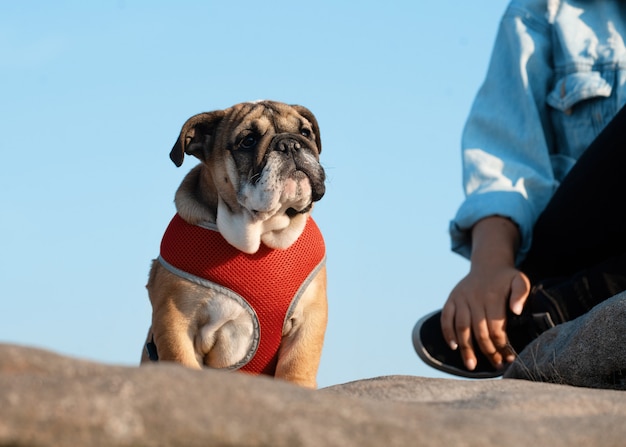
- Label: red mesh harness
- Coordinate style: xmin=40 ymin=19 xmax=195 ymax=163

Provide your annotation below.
xmin=157 ymin=213 xmax=326 ymax=376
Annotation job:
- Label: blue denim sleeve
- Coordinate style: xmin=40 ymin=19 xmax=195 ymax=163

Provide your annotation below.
xmin=450 ymin=2 xmax=559 ymax=264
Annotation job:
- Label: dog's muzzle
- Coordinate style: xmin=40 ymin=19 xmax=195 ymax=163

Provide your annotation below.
xmin=267 ymin=134 xmax=325 ymax=202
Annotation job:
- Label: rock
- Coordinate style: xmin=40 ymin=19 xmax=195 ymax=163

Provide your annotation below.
xmin=1 ymin=343 xmax=626 ymax=446
xmin=505 ymin=292 xmax=626 ymax=389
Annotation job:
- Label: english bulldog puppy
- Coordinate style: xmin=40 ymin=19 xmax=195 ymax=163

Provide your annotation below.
xmin=141 ymin=101 xmax=327 ymax=388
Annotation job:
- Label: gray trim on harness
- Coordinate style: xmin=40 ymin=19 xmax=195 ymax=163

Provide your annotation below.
xmin=196 ymin=220 xmax=219 ymax=232
xmin=283 ymin=256 xmax=327 ymax=328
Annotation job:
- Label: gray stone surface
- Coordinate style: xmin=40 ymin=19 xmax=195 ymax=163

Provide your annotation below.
xmin=1 ymin=343 xmax=626 ymax=446
xmin=506 ymin=292 xmax=626 ymax=389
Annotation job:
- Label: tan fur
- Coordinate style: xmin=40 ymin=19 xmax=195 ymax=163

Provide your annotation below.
xmin=141 ymin=101 xmax=327 ymax=388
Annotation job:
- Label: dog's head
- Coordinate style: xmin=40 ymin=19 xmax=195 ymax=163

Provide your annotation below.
xmin=170 ymin=100 xmax=325 ymax=253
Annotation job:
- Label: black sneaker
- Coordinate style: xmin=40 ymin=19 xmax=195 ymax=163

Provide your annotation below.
xmin=412 ymin=310 xmax=506 ymax=378
xmin=413 ymin=285 xmax=566 ymax=379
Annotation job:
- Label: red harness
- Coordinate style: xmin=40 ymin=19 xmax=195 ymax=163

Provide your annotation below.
xmin=158 ymin=214 xmax=326 ymax=375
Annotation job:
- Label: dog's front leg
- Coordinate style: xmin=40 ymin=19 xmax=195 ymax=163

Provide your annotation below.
xmin=145 ymin=261 xmax=203 ymax=368
xmin=275 ymin=267 xmax=328 ymax=388
xmin=149 ymin=325 xmax=202 ymax=368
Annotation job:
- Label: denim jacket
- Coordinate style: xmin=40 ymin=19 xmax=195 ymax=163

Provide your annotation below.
xmin=451 ymin=0 xmax=626 ymax=263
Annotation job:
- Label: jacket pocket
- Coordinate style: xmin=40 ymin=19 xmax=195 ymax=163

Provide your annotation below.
xmin=547 ymin=71 xmax=612 ymax=114
xmin=547 ymin=71 xmax=615 ymax=160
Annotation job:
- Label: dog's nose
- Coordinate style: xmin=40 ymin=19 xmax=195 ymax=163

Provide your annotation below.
xmin=276 ymin=138 xmax=302 ymax=153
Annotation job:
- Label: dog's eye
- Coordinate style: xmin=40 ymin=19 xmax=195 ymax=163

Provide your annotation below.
xmin=300 ymin=128 xmax=311 ymax=138
xmin=239 ymin=135 xmax=257 ymax=150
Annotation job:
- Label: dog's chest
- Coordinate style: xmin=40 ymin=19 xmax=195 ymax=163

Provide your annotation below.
xmin=158 ymin=214 xmax=326 ymax=374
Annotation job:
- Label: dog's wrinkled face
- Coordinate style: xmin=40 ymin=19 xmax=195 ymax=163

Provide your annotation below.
xmin=170 ymin=101 xmax=325 ymax=253
xmin=227 ymin=103 xmax=324 ymax=220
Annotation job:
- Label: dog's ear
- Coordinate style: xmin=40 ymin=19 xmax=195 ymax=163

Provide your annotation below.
xmin=169 ymin=110 xmax=227 ymax=167
xmin=291 ymin=105 xmax=322 ymax=154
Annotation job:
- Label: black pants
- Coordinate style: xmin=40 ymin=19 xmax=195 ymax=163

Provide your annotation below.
xmin=519 ymin=104 xmax=626 ymax=319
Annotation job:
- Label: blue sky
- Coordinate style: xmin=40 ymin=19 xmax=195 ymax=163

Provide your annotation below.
xmin=0 ymin=1 xmax=508 ymax=387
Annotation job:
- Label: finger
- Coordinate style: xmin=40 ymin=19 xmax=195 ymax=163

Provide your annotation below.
xmin=454 ymin=304 xmax=477 ymax=371
xmin=509 ymin=272 xmax=531 ymax=315
xmin=440 ymin=302 xmax=458 ymax=350
xmin=485 ymin=309 xmax=509 ymax=366
xmin=474 ymin=313 xmax=503 ymax=368
xmin=499 ymin=344 xmax=517 ymax=365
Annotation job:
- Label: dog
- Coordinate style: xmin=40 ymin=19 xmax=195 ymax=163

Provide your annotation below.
xmin=141 ymin=100 xmax=327 ymax=388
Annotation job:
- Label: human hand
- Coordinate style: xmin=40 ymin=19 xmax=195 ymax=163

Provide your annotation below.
xmin=441 ymin=265 xmax=530 ymax=371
